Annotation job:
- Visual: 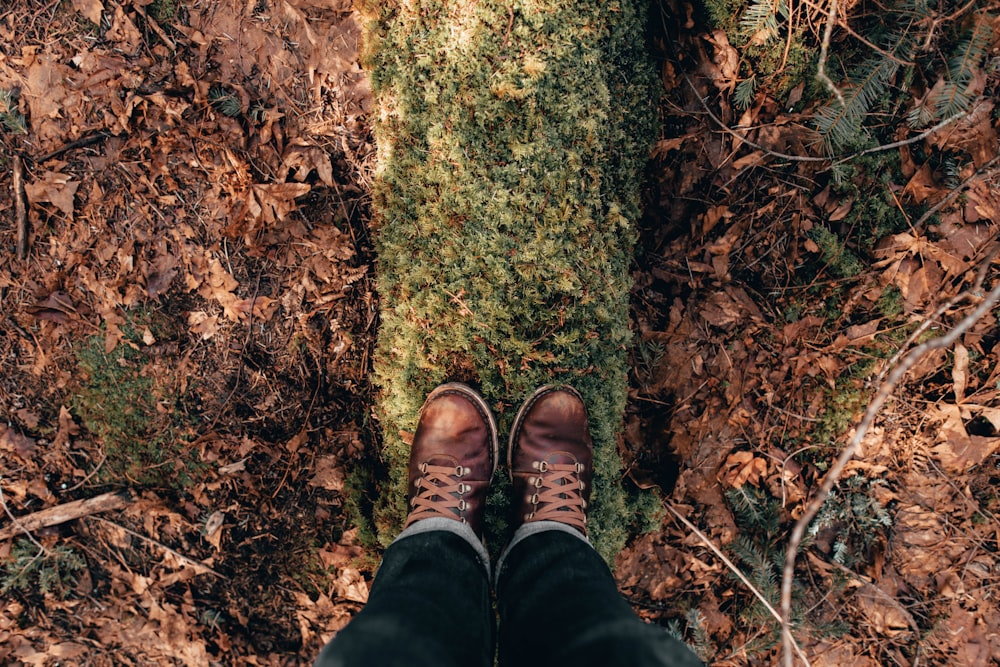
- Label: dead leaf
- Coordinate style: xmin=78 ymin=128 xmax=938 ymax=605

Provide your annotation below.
xmin=25 ymin=172 xmax=81 ymax=220
xmin=71 ymin=0 xmax=103 ymax=24
xmin=310 ymin=456 xmax=345 ymax=491
xmin=902 ymin=163 xmax=938 ymax=204
xmin=719 ymin=450 xmax=767 ymax=488
xmin=0 ymin=425 xmax=37 ymax=459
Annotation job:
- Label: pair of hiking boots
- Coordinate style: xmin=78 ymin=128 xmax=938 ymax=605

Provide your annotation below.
xmin=404 ymin=383 xmax=593 ymax=537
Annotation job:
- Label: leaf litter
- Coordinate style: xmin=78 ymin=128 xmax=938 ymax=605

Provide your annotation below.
xmin=1 ymin=0 xmax=999 ymax=665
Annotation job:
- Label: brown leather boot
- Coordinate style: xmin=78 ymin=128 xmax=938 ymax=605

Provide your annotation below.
xmin=508 ymin=385 xmax=593 ymax=535
xmin=404 ymin=383 xmax=498 ymax=537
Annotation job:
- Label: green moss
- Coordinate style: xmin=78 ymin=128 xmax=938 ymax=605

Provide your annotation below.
xmin=72 ymin=319 xmax=203 ymax=488
xmin=363 ymin=0 xmax=657 ymax=561
xmin=808 ymin=226 xmax=864 ymax=279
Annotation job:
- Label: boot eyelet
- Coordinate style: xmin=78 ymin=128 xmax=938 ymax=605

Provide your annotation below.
xmin=530 ymin=493 xmax=539 ymax=505
xmin=533 ymin=477 xmax=543 ymax=488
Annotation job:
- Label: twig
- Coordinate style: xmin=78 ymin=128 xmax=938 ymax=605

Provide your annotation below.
xmin=0 ymin=477 xmax=48 ymax=552
xmin=33 ymin=130 xmax=112 ymax=164
xmin=797 ymin=0 xmax=915 ymax=66
xmin=0 ymin=490 xmax=132 ymax=541
xmin=876 ymin=242 xmax=999 ymax=385
xmin=131 ymin=3 xmax=177 ymax=51
xmin=780 ymin=276 xmax=1000 ymax=667
xmin=911 ymin=153 xmax=1000 ymax=232
xmin=89 ymin=515 xmax=228 ymax=580
xmin=14 ymin=155 xmax=28 ymax=260
xmin=683 ymin=75 xmax=828 ymax=163
xmin=665 ymin=502 xmax=812 ymax=667
xmin=815 ymin=0 xmax=844 ymax=107
xmin=830 ymin=105 xmax=986 ymax=167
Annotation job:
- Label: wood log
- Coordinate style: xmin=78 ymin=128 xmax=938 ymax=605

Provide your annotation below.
xmin=0 ymin=490 xmax=131 ymax=541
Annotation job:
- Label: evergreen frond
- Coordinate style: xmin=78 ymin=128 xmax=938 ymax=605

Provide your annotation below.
xmin=734 ymin=74 xmax=758 ymax=110
xmin=739 ymin=0 xmax=788 ymax=45
xmin=815 ymin=54 xmax=899 ymax=153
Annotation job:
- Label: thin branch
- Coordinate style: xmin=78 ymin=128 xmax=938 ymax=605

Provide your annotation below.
xmin=665 ymin=502 xmax=812 ymax=667
xmin=0 ymin=477 xmax=48 ymax=553
xmin=0 ymin=490 xmax=131 ymax=541
xmin=830 ymin=105 xmax=985 ymax=167
xmin=89 ymin=516 xmax=228 ymax=580
xmin=912 ymin=153 xmax=1000 ymax=232
xmin=780 ymin=276 xmax=1000 ymax=667
xmin=815 ymin=0 xmax=844 ymax=106
xmin=682 ymin=74 xmax=973 ymax=167
xmin=797 ymin=0 xmax=915 ymax=66
xmin=14 ymin=155 xmax=28 ymax=260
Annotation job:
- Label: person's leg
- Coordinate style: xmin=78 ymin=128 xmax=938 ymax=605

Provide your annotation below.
xmin=499 ymin=386 xmax=703 ymax=667
xmin=315 ymin=383 xmax=499 ymax=667
xmin=496 ymin=524 xmax=702 ymax=666
xmin=315 ymin=519 xmax=493 ymax=667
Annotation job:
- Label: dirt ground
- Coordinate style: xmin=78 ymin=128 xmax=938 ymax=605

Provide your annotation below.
xmin=1 ymin=1 xmax=999 ymax=665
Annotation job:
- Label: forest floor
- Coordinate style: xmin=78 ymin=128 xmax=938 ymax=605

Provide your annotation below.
xmin=1 ymin=1 xmax=999 ymax=665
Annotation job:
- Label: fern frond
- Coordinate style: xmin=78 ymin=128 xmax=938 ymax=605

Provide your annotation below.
xmin=925 ymin=16 xmax=991 ymax=121
xmin=815 ymin=55 xmax=899 ymax=153
xmin=734 ymin=75 xmax=758 ymax=110
xmin=739 ymin=0 xmax=788 ymax=45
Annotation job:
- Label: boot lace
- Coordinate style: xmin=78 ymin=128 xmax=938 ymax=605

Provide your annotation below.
xmin=405 ymin=462 xmax=471 ymax=526
xmin=525 ymin=460 xmax=587 ymax=531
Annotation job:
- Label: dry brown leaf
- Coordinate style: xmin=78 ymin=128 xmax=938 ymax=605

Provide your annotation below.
xmin=0 ymin=425 xmax=37 ymax=460
xmin=25 ymin=172 xmax=81 ymax=220
xmin=71 ymin=0 xmax=104 ymax=24
xmin=930 ymin=403 xmax=1000 ymax=471
xmin=310 ymin=456 xmax=346 ymax=492
xmin=718 ymin=450 xmax=767 ymax=488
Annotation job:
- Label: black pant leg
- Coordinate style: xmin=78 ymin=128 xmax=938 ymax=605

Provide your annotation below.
xmin=315 ymin=530 xmax=494 ymax=667
xmin=497 ymin=529 xmax=704 ymax=667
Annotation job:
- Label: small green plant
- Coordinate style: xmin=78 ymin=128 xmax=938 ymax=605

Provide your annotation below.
xmin=807 ymin=226 xmax=864 ymax=279
xmin=209 ymin=85 xmax=242 ymax=118
xmin=1 ymin=540 xmax=86 ymax=599
xmin=0 ymin=89 xmax=27 ymax=134
xmin=809 ymin=474 xmax=892 ymax=568
xmin=724 ymin=486 xmax=801 ymax=655
xmin=149 ymin=0 xmax=179 ymax=23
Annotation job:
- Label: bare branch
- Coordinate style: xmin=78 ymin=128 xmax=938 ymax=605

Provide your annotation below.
xmin=780 ymin=276 xmax=1000 ymax=667
xmin=14 ymin=155 xmax=28 ymax=260
xmin=0 ymin=477 xmax=48 ymax=552
xmin=815 ymin=0 xmax=844 ymax=107
xmin=0 ymin=490 xmax=132 ymax=541
xmin=665 ymin=502 xmax=812 ymax=667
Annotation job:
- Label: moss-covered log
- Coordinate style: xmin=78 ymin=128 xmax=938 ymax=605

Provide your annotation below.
xmin=363 ymin=0 xmax=656 ymax=560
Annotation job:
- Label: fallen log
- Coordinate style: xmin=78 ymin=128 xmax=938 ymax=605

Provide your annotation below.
xmin=0 ymin=490 xmax=131 ymax=541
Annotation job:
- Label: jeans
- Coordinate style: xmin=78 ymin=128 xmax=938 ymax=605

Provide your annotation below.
xmin=315 ymin=518 xmax=703 ymax=666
